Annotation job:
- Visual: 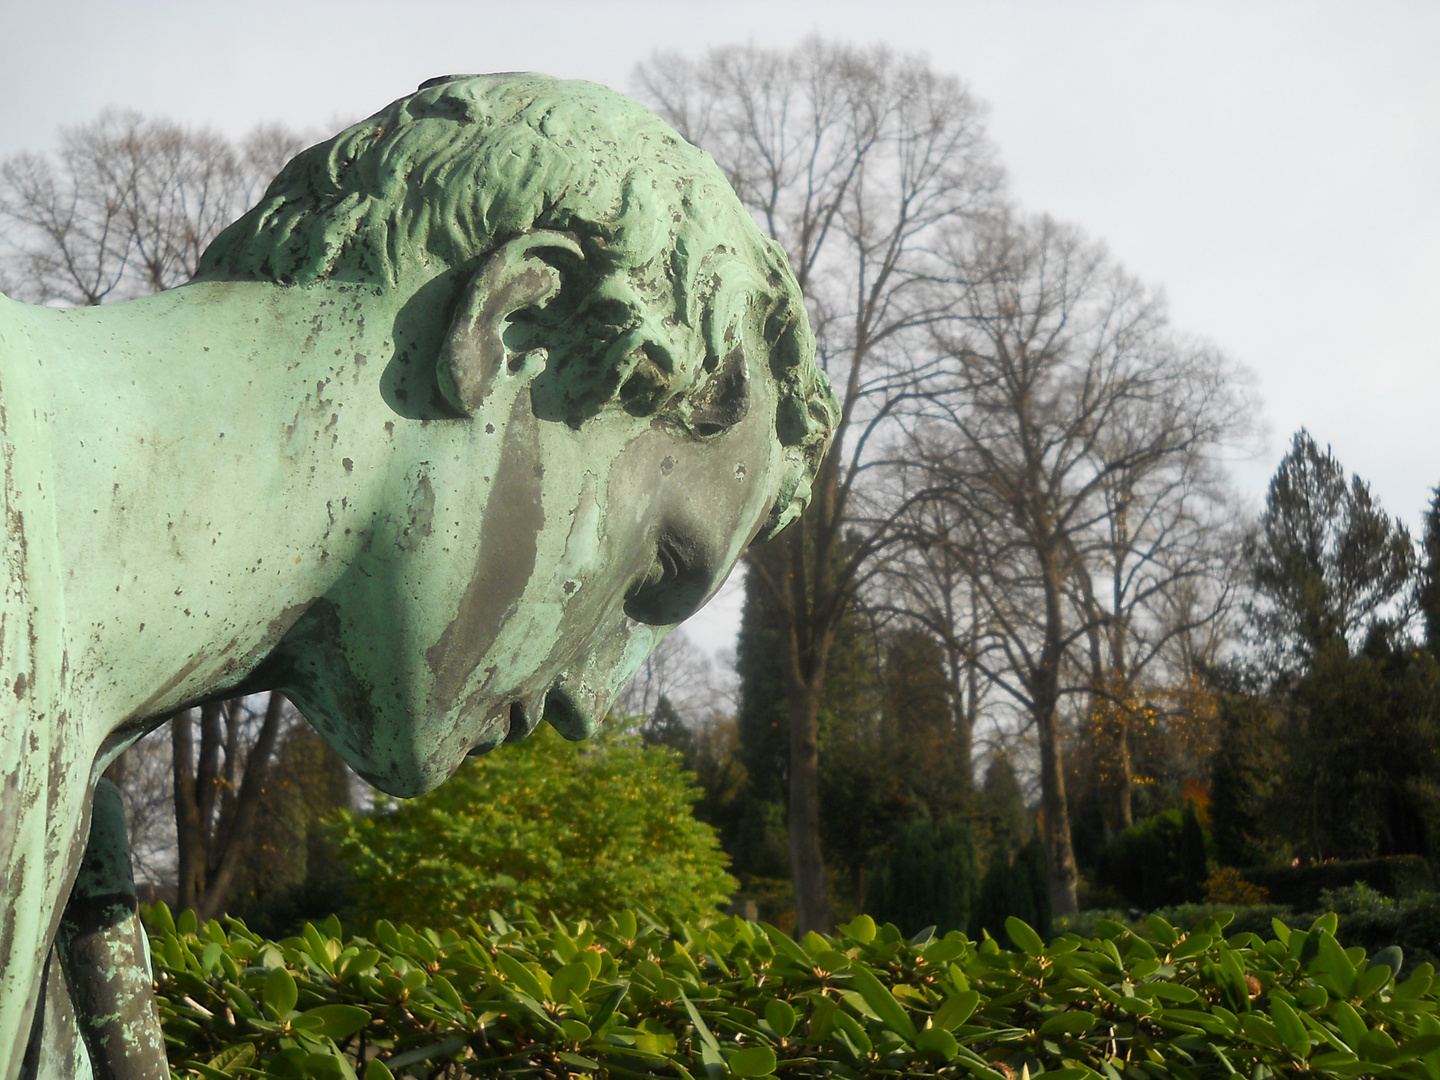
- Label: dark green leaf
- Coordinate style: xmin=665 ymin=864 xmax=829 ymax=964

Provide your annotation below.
xmin=292 ymin=1004 xmax=370 ymax=1041
xmin=1005 ymin=916 xmax=1044 ymax=957
xmin=915 ymin=1026 xmax=959 ymax=1061
xmin=263 ymin=966 xmax=297 ymax=1019
xmin=764 ymin=998 xmax=796 ymax=1038
xmin=848 ymin=963 xmax=917 ymax=1042
xmin=1039 ymin=1011 xmax=1096 ymax=1037
xmin=933 ymin=990 xmax=979 ymax=1030
xmin=727 ymin=1046 xmax=777 ymax=1077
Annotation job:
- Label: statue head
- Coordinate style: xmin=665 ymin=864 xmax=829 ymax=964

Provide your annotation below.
xmin=201 ymin=74 xmax=839 ymax=795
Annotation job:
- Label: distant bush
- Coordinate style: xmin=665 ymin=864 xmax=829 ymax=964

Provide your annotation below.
xmin=1317 ymin=891 xmax=1440 ymax=976
xmin=1204 ymin=867 xmax=1271 ymax=906
xmin=148 ymin=902 xmax=1440 ymax=1079
xmin=1244 ymin=855 xmax=1434 ymax=910
xmin=1056 ymin=903 xmax=1293 ymax=943
xmin=1319 ymin=882 xmax=1400 ymax=918
xmin=1062 ymin=888 xmax=1440 ymax=979
xmin=332 ymin=722 xmax=735 ymax=929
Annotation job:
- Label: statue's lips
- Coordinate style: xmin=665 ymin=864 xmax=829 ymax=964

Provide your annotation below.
xmin=465 ymin=682 xmax=599 ymax=755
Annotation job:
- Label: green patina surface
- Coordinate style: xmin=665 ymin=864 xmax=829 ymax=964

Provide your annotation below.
xmin=0 ymin=74 xmax=836 ymax=1078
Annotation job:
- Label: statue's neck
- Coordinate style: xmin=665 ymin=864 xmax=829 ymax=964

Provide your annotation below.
xmin=1 ymin=281 xmax=417 ymax=744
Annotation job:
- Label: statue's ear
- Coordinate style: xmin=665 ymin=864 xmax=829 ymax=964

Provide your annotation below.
xmin=438 ymin=230 xmax=583 ymax=415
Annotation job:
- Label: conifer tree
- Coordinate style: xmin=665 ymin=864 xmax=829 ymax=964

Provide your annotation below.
xmin=1248 ymin=429 xmax=1416 ymax=671
xmin=867 ymin=814 xmax=979 ymax=937
xmin=1419 ymin=488 xmax=1440 ymax=651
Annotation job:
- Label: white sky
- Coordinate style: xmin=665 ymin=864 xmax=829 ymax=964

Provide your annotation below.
xmin=3 ymin=0 xmax=1437 ymax=657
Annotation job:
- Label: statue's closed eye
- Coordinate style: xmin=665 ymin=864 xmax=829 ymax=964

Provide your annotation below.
xmin=685 ymin=347 xmax=749 ymax=438
xmin=625 ymin=532 xmax=713 ymax=625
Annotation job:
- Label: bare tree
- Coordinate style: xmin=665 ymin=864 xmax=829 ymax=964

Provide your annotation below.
xmin=0 ymin=110 xmax=312 ymax=918
xmin=0 ymin=110 xmax=303 ymax=305
xmin=617 ymin=629 xmax=735 ymax=722
xmin=904 ymin=213 xmax=1254 ymax=914
xmin=638 ymin=38 xmax=1005 ymax=932
xmin=172 ymin=694 xmax=299 ymax=918
xmin=1066 ymin=425 xmax=1248 ymax=828
xmin=102 ymin=725 xmax=179 ymax=890
xmin=877 ymin=495 xmax=1000 ymax=790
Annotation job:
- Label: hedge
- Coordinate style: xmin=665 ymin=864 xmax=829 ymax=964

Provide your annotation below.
xmin=1244 ymin=857 xmax=1436 ymax=910
xmin=144 ymin=900 xmax=1440 ymax=1079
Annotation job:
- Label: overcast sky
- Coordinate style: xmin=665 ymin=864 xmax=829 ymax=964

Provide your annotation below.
xmin=3 ymin=1 xmax=1436 ymax=656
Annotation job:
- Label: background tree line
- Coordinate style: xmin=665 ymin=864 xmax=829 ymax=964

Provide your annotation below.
xmin=5 ymin=40 xmax=1433 ymax=944
xmin=636 ymin=40 xmax=1255 ymax=931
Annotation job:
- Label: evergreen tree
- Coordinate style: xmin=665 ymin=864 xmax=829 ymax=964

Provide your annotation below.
xmin=814 ymin=599 xmax=890 ymax=909
xmin=1209 ymin=694 xmax=1287 ymax=868
xmin=726 ymin=568 xmax=797 ymax=890
xmin=881 ymin=628 xmax=969 ymax=821
xmin=866 ymin=814 xmax=979 ymax=936
xmin=1420 ymin=488 xmax=1440 ymax=652
xmin=1180 ymin=803 xmax=1209 ymax=902
xmin=974 ymin=753 xmax=1028 ymax=861
xmin=1286 ymin=641 xmax=1440 ymax=861
xmin=1094 ymin=810 xmax=1191 ymax=909
xmin=641 ymin=695 xmax=696 ymax=764
xmin=1248 ymin=429 xmax=1416 ymax=672
xmin=971 ymin=832 xmax=1050 ymax=945
xmin=734 ymin=568 xmax=790 ymax=805
xmin=884 ymin=628 xmax=952 ymax=734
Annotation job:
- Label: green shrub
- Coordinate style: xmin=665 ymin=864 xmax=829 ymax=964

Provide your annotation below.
xmin=867 ymin=814 xmax=979 ymax=937
xmin=1245 ymin=856 xmax=1435 ymax=910
xmin=332 ymin=722 xmax=735 ymax=928
xmin=149 ymin=900 xmax=1440 ymax=1079
xmin=1056 ymin=904 xmax=1294 ymax=944
xmin=1062 ymin=890 xmax=1440 ymax=979
xmin=1319 ymin=891 xmax=1440 ymax=976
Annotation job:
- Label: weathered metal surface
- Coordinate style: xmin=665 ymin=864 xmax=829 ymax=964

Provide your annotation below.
xmin=0 ymin=73 xmax=837 ymax=1077
xmin=51 ymin=780 xmax=163 ymax=1079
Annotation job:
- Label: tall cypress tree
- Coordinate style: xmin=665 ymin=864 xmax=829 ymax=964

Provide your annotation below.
xmin=1180 ymin=803 xmax=1209 ymax=902
xmin=867 ymin=813 xmax=979 ymax=936
xmin=1209 ymin=694 xmax=1287 ymax=868
xmin=735 ymin=565 xmax=790 ymax=805
xmin=971 ymin=831 xmax=1051 ymax=945
xmin=1420 ymin=488 xmax=1440 ymax=653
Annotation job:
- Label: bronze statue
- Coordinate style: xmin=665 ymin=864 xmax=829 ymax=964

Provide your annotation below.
xmin=0 ymin=74 xmax=836 ymax=1078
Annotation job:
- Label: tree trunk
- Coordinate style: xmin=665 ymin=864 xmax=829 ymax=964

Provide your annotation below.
xmin=786 ymin=672 xmax=830 ymax=934
xmin=958 ymin=639 xmax=978 ymax=794
xmin=754 ymin=513 xmax=842 ymax=937
xmin=1037 ymin=556 xmax=1080 ymax=916
xmin=1035 ymin=686 xmax=1080 ymax=917
xmin=172 ymin=693 xmax=288 ymax=917
xmin=197 ymin=693 xmax=286 ymax=920
xmin=1115 ymin=717 xmax=1135 ymax=829
xmin=172 ymin=707 xmax=204 ymax=912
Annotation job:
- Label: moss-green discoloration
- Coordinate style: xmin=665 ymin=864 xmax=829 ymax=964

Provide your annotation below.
xmin=0 ymin=73 xmax=837 ymax=1078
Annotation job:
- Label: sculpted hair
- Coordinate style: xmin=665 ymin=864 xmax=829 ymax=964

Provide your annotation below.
xmin=200 ymin=73 xmax=837 ymax=537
